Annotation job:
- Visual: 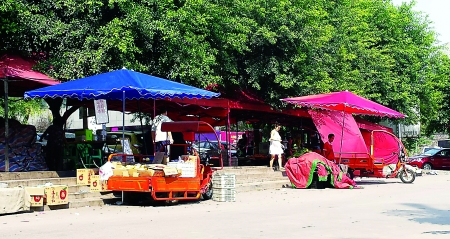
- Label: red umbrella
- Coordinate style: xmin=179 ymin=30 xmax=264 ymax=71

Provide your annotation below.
xmin=0 ymin=54 xmax=59 ymax=172
xmin=281 ymin=91 xmax=406 ymax=163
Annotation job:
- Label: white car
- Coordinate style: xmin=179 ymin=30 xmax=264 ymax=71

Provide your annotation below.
xmin=421 ymin=146 xmax=441 ymax=154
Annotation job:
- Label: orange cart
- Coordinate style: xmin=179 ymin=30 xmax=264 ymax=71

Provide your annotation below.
xmin=106 ymin=121 xmax=223 ymax=203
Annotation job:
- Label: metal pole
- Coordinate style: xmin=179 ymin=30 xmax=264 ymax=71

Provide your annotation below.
xmin=122 ymin=91 xmax=125 ymax=153
xmin=227 ymin=105 xmax=231 ymax=166
xmin=153 ymin=99 xmax=156 ymax=119
xmin=234 ymin=117 xmax=238 ymax=167
xmin=153 ymin=99 xmax=156 ymax=154
xmin=3 ymin=76 xmax=9 ymax=171
xmin=338 ymin=105 xmax=346 ymax=164
xmin=137 ymin=100 xmax=147 ymax=155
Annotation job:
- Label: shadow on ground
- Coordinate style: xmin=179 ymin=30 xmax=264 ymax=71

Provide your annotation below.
xmin=354 ymin=180 xmax=400 ymax=185
xmin=387 ymin=203 xmax=450 ymax=229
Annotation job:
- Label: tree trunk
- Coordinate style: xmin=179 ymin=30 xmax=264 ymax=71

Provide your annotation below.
xmin=44 ymin=98 xmax=80 ymax=170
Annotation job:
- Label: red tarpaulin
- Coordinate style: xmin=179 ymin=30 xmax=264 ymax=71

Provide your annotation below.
xmin=0 ymin=55 xmax=58 ymax=97
xmin=355 ymin=117 xmax=394 ymax=133
xmin=285 ymin=152 xmax=359 ymax=189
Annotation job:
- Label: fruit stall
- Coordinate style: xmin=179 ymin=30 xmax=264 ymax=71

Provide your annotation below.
xmin=102 ymin=121 xmax=223 ymax=203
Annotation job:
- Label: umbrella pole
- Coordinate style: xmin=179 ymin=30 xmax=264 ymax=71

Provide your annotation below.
xmin=226 ymin=105 xmax=230 ymax=168
xmin=122 ymin=91 xmax=125 ymax=161
xmin=338 ymin=105 xmax=347 ymax=164
xmin=153 ymin=99 xmax=156 ymax=154
xmin=153 ymin=99 xmax=156 ymax=119
xmin=3 ymin=76 xmax=9 ymax=172
xmin=137 ymin=100 xmax=147 ymax=155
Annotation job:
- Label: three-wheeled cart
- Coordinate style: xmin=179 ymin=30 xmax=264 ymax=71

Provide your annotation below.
xmin=340 ymin=130 xmax=416 ymax=183
xmin=106 ymin=121 xmax=223 ymax=203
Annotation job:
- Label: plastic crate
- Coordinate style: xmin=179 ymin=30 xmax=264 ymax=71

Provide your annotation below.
xmin=212 ymin=174 xmax=236 ymax=189
xmin=212 ymin=188 xmax=236 ymax=202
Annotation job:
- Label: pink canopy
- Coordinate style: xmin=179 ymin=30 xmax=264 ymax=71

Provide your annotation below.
xmin=281 ymin=91 xmax=405 ymax=118
xmin=309 ymin=109 xmax=368 ymax=158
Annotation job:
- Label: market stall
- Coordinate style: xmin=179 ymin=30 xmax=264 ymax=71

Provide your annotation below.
xmin=282 ymin=91 xmax=416 ymax=183
xmin=24 ymin=69 xmax=220 ymax=170
xmin=106 ymin=121 xmax=222 ymax=203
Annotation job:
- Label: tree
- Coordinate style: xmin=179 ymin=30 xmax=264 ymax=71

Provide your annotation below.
xmin=3 ymin=0 xmax=449 ymax=134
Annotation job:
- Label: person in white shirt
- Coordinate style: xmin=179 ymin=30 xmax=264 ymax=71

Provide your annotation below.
xmin=269 ymin=123 xmax=284 ymax=171
xmin=151 ymin=108 xmax=173 ymax=153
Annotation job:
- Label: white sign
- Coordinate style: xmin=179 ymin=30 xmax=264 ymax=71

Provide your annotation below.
xmin=121 ymin=138 xmax=134 ymax=162
xmin=399 ymin=124 xmax=420 ymax=138
xmin=94 ymin=99 xmax=109 ymax=124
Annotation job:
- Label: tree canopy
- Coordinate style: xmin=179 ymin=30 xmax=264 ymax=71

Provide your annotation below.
xmin=1 ymin=0 xmax=449 ymax=133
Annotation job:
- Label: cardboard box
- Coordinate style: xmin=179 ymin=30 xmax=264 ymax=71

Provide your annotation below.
xmin=113 ymin=168 xmax=126 ymax=176
xmin=44 ymin=185 xmax=69 ymax=205
xmin=77 ymin=168 xmax=98 ymax=185
xmin=137 ymin=169 xmax=154 ymax=177
xmin=163 ymin=166 xmax=178 ymax=176
xmin=90 ymin=175 xmax=109 ymax=192
xmin=127 ymin=169 xmax=138 ymax=177
xmin=181 ymin=155 xmax=197 ymax=164
xmin=111 ymin=162 xmax=123 ymax=169
xmin=167 ymin=162 xmax=196 ymax=177
xmin=25 ymin=187 xmax=45 ymax=207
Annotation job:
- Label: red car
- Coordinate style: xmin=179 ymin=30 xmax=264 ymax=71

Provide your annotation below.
xmin=408 ymin=148 xmax=450 ymax=170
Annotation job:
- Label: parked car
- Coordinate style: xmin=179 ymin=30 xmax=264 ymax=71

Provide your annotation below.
xmin=105 ymin=131 xmax=150 ymax=155
xmin=421 ymin=146 xmax=441 ymax=154
xmin=192 ymin=140 xmax=237 ymax=158
xmin=408 ymin=148 xmax=450 ymax=170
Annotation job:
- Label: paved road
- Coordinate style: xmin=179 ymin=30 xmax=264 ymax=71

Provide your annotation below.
xmin=1 ymin=174 xmax=449 ymax=239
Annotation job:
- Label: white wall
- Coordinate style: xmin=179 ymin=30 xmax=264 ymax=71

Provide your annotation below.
xmin=65 ymin=109 xmax=141 ymax=131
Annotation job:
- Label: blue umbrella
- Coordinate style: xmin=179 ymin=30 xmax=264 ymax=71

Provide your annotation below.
xmin=24 ymin=69 xmax=220 ymax=100
xmin=25 ymin=69 xmax=220 ymax=160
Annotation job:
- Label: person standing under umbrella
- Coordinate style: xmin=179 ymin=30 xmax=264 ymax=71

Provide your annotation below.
xmin=269 ymin=123 xmax=284 ymax=171
xmin=151 ymin=108 xmax=173 ymax=153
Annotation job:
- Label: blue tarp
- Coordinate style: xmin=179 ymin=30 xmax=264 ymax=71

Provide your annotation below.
xmin=24 ymin=69 xmax=220 ymax=100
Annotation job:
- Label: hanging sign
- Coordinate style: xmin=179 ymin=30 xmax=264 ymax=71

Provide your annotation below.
xmin=94 ymin=99 xmax=109 ymax=124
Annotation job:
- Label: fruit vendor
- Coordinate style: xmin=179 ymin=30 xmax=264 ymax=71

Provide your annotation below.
xmin=322 ymin=133 xmax=335 ymax=162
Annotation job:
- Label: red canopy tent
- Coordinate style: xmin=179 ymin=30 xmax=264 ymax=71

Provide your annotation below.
xmin=0 ymin=54 xmax=58 ymax=97
xmin=0 ymin=54 xmax=59 ymax=171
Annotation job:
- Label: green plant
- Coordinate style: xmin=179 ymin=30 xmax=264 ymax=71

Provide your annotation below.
xmin=290 ymin=148 xmax=311 ymax=159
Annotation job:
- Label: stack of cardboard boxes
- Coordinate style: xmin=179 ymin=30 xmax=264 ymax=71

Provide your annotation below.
xmin=76 ymin=168 xmax=109 ymax=192
xmin=24 ymin=184 xmax=69 ymax=209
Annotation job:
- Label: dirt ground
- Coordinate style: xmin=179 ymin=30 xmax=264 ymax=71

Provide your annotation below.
xmin=1 ymin=174 xmax=449 ymax=239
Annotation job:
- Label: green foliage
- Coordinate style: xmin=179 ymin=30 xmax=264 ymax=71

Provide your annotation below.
xmin=1 ymin=0 xmax=449 ymax=136
xmin=291 ymin=147 xmax=311 ymax=159
xmin=0 ymin=98 xmax=45 ymax=124
xmin=402 ymin=136 xmax=434 ymax=156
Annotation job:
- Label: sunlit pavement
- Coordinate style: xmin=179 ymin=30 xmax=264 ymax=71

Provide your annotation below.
xmin=1 ymin=173 xmax=449 ymax=239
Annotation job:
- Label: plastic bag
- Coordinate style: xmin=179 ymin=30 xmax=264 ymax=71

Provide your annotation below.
xmin=99 ymin=161 xmax=114 ymax=181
